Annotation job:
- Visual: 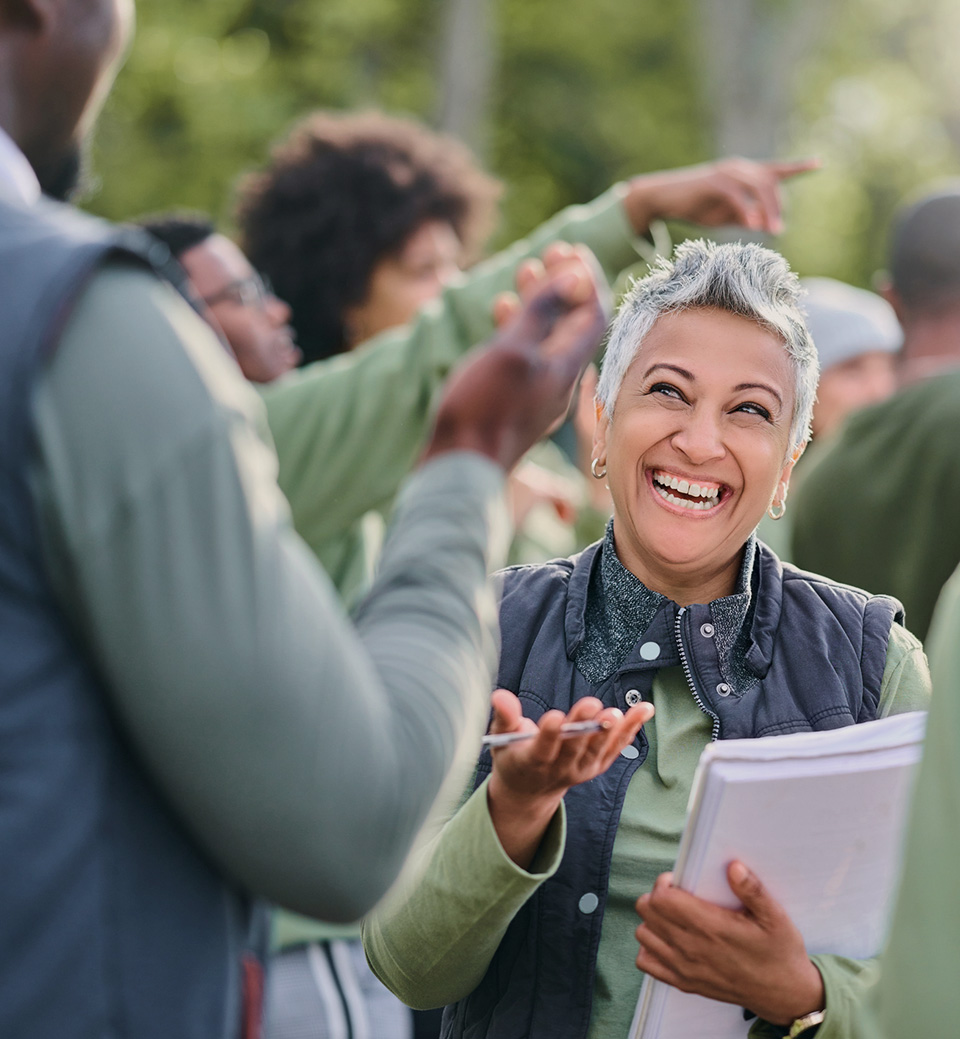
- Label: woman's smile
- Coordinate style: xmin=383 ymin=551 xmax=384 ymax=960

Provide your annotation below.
xmin=649 ymin=468 xmax=726 ymax=513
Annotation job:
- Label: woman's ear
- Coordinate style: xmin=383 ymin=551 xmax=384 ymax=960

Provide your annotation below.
xmin=592 ymin=401 xmax=610 ymax=464
xmin=778 ymin=440 xmax=806 ymax=493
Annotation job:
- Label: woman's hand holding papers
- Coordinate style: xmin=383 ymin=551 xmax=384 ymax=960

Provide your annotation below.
xmin=635 ymin=861 xmax=825 ymax=1027
xmin=487 ymin=689 xmax=653 ymax=871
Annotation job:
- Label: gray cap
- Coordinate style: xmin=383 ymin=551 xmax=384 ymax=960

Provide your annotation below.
xmin=800 ymin=277 xmax=902 ymax=372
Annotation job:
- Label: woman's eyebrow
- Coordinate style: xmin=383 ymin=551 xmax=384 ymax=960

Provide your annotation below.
xmin=642 ymin=363 xmax=694 ymax=381
xmin=734 ymin=382 xmax=783 ymax=407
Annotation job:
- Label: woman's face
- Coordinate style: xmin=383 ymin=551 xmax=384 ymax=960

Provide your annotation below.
xmin=343 ymin=220 xmax=461 ymax=346
xmin=594 ymin=306 xmax=799 ymax=599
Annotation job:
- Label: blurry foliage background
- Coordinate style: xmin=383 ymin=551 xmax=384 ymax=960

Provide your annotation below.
xmin=88 ymin=0 xmax=960 ymax=288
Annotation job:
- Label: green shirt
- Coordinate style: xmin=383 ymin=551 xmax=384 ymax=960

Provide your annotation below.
xmin=791 ymin=370 xmax=960 ymax=642
xmin=362 ymin=626 xmax=930 ymax=1037
xmin=29 ymin=261 xmax=510 ymax=921
xmin=850 ymin=564 xmax=960 ymax=1038
xmin=261 ymin=186 xmax=641 ymax=611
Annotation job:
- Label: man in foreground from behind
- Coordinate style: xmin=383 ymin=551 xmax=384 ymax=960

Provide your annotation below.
xmin=0 ymin=1 xmax=608 ymax=1037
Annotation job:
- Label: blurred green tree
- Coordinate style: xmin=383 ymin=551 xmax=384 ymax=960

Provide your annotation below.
xmin=86 ymin=0 xmax=960 ymax=289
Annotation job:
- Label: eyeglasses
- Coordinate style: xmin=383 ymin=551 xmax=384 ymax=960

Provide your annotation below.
xmin=202 ymin=271 xmax=274 ymax=310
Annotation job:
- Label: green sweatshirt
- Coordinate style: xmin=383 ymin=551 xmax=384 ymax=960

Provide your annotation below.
xmin=260 ymin=185 xmax=641 ymax=612
xmin=790 ymin=369 xmax=960 ymax=642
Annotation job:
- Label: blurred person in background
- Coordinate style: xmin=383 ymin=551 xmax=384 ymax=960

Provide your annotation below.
xmin=236 ymin=110 xmax=501 ymax=365
xmin=799 ymin=278 xmax=900 ymax=441
xmin=136 ymin=213 xmax=302 ymax=383
xmin=791 ymin=186 xmax=960 ymax=640
xmin=757 ymin=276 xmax=900 ymax=560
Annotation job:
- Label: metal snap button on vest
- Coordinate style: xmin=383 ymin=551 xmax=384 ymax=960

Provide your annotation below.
xmin=620 ymin=744 xmax=640 ymax=759
xmin=639 ymin=641 xmax=660 ymax=660
xmin=625 ymin=688 xmax=643 ymax=706
xmin=700 ymin=623 xmax=715 ymax=638
xmin=716 ymin=682 xmax=732 ymax=697
xmin=578 ymin=892 xmax=599 ymax=914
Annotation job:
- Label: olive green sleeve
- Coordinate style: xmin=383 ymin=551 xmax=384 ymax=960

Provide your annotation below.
xmin=262 ymin=186 xmax=640 ymax=563
xmin=877 ymin=621 xmax=931 ymax=717
xmin=362 ymin=777 xmax=566 ymax=1009
xmin=868 ymin=568 xmax=960 ymax=1037
xmin=30 ymin=262 xmax=510 ymax=923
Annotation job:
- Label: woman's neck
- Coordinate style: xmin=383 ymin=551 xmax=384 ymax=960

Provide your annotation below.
xmin=610 ymin=528 xmax=747 ymax=606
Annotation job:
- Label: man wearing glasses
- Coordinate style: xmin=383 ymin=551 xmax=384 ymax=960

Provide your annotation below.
xmin=139 ymin=214 xmax=302 ymax=384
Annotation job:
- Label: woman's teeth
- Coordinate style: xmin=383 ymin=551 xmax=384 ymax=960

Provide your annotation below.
xmin=652 ymin=471 xmax=721 ymax=511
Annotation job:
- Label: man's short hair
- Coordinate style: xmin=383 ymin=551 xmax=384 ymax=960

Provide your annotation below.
xmin=136 ymin=212 xmax=216 ymax=260
xmin=889 ymin=184 xmax=960 ymax=311
xmin=235 ymin=110 xmax=502 ymax=364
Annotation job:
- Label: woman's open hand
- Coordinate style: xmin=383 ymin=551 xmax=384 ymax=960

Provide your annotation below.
xmin=635 ymin=862 xmax=825 ymax=1027
xmin=486 ymin=689 xmax=653 ymax=868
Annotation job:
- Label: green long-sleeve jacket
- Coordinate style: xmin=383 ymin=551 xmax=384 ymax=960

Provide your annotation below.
xmin=260 ymin=185 xmax=642 ymax=612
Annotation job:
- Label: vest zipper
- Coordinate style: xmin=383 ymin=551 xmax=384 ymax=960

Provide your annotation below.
xmin=674 ymin=606 xmax=720 ymax=741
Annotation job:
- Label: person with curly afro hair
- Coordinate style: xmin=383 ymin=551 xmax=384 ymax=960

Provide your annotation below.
xmin=236 ymin=110 xmax=502 ymax=365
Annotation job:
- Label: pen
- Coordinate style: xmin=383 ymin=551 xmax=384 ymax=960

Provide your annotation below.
xmin=481 ymin=719 xmax=609 ymax=749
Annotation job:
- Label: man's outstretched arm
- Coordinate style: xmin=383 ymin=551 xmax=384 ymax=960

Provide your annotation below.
xmin=30 ymin=250 xmax=605 ymax=920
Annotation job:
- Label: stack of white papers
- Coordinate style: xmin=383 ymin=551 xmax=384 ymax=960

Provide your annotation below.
xmin=629 ymin=711 xmax=927 ymax=1039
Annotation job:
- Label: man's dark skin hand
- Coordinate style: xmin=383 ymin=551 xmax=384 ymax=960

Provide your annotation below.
xmin=422 ymin=244 xmax=609 ymax=472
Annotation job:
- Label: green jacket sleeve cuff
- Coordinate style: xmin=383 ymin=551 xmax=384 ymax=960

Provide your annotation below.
xmin=361 ymin=775 xmax=565 ymax=1010
xmin=807 ymin=954 xmax=881 ymax=1039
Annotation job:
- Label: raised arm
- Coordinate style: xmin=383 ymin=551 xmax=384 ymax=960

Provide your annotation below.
xmin=264 ymin=158 xmax=815 ymax=559
xmin=31 ymin=250 xmax=607 ymax=921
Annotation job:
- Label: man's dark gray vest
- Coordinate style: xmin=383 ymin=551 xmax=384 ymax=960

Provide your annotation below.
xmin=441 ymin=539 xmax=901 ymax=1039
xmin=0 ymin=195 xmax=266 ymax=1038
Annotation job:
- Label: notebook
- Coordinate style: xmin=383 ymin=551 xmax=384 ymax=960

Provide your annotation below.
xmin=629 ymin=711 xmax=927 ymax=1039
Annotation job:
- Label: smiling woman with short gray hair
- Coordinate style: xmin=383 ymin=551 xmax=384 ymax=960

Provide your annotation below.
xmin=362 ymin=240 xmax=930 ymax=1039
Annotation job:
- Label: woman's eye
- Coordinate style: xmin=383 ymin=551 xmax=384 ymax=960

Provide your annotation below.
xmin=734 ymin=401 xmax=772 ymax=420
xmin=649 ymin=382 xmax=685 ymax=401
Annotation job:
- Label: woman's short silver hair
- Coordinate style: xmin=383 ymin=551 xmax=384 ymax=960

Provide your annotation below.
xmin=596 ymin=239 xmax=818 ymax=453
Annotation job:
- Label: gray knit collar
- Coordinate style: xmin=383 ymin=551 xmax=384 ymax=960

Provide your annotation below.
xmin=574 ymin=520 xmax=757 ymax=685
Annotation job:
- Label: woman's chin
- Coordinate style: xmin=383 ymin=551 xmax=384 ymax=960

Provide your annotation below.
xmin=617 ymin=507 xmax=751 ymax=580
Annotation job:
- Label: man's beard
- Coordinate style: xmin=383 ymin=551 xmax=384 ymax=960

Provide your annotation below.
xmin=36 ymin=141 xmax=94 ymax=203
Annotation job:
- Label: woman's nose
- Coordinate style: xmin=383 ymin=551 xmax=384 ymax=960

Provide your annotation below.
xmin=670 ymin=410 xmax=726 ymax=464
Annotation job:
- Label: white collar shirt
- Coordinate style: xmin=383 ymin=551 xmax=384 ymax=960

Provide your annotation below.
xmin=0 ymin=126 xmax=41 ymax=206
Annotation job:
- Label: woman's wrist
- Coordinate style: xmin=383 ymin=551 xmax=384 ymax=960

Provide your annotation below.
xmin=486 ymin=773 xmax=565 ymax=870
xmin=762 ymin=959 xmax=825 ymax=1027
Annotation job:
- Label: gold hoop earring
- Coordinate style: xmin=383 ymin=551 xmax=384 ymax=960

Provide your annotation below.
xmin=767 ymin=500 xmax=786 ymax=521
xmin=591 ymin=458 xmax=607 ymax=480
